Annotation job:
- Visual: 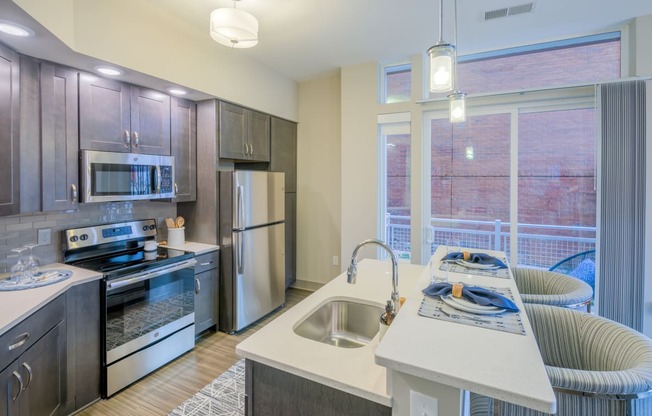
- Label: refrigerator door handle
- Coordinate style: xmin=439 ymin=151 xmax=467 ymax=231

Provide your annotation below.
xmin=236 ymin=185 xmax=244 ymax=230
xmin=237 ymin=232 xmax=244 ymax=274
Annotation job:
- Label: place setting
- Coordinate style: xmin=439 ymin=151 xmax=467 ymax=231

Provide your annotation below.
xmin=418 ymin=281 xmax=526 ymax=335
xmin=439 ymin=250 xmax=511 ymax=279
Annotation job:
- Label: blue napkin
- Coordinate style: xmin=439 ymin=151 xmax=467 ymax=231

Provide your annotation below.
xmin=442 ymin=252 xmax=507 ymax=268
xmin=423 ymin=282 xmax=519 ymax=312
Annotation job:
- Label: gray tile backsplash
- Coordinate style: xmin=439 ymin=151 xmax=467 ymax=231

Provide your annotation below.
xmin=0 ymin=201 xmax=176 ymax=271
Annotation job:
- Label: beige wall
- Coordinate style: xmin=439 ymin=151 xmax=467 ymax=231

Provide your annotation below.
xmin=296 ymin=72 xmax=343 ymax=286
xmin=15 ymin=0 xmax=298 ymax=121
xmin=634 ymin=14 xmax=652 ymax=76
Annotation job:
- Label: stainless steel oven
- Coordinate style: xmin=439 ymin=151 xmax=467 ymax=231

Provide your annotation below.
xmin=103 ymin=259 xmax=195 ymax=396
xmin=63 ymin=219 xmax=196 ymax=397
xmin=81 ymin=150 xmax=175 ymax=203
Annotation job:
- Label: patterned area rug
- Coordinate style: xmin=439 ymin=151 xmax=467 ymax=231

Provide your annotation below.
xmin=169 ymin=359 xmax=245 ymax=416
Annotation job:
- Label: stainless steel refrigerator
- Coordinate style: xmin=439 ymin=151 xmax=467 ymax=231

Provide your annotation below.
xmin=219 ymin=170 xmax=286 ymax=333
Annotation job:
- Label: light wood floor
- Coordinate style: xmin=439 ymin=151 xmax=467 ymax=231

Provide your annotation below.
xmin=79 ymin=288 xmax=311 ymax=416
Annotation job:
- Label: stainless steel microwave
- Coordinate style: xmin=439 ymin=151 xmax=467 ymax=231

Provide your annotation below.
xmin=81 ymin=150 xmax=175 ymax=203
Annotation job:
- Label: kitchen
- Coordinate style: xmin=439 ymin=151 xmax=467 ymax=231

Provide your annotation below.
xmin=1 ymin=0 xmax=652 ymax=415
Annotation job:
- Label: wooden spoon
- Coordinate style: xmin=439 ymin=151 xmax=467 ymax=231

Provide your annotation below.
xmin=175 ymin=216 xmax=185 ymax=228
xmin=165 ymin=217 xmax=176 ymax=228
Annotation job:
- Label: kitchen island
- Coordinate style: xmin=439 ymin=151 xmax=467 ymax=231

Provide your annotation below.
xmin=236 ymin=249 xmax=556 ymax=415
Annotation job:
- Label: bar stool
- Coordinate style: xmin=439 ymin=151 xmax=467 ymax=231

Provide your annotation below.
xmin=512 ymin=267 xmax=593 ymax=312
xmin=473 ymin=304 xmax=652 ymax=415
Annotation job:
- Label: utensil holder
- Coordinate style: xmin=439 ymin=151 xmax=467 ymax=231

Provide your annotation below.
xmin=168 ymin=227 xmax=185 ymax=248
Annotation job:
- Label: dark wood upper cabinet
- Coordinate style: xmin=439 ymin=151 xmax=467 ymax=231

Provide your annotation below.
xmin=219 ymin=101 xmax=270 ymax=162
xmin=0 ymin=43 xmax=20 ymax=217
xmin=270 ymin=117 xmax=297 ymax=193
xmin=79 ymin=74 xmax=171 ymax=155
xmin=41 ymin=63 xmax=79 ymax=211
xmin=171 ymin=97 xmax=197 ymax=202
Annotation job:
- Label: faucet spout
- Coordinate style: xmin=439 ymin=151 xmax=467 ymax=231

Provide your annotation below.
xmin=346 ymin=239 xmax=400 ymax=312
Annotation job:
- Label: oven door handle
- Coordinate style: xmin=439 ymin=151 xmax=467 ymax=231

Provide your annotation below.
xmin=106 ymin=259 xmax=197 ymax=291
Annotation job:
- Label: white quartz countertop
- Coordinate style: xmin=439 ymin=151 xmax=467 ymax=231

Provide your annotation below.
xmin=374 ymin=247 xmax=556 ymax=414
xmin=0 ymin=263 xmax=103 ymax=337
xmin=236 ymin=259 xmax=425 ymax=406
xmin=160 ymin=241 xmax=220 ymax=255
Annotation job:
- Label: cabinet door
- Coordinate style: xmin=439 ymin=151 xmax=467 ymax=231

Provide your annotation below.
xmin=0 ymin=43 xmax=20 ymax=217
xmin=248 ymin=110 xmax=270 ymax=162
xmin=79 ymin=73 xmax=131 ymax=152
xmin=285 ymin=193 xmax=296 ymax=288
xmin=219 ymin=102 xmax=247 ymax=160
xmin=171 ymin=97 xmax=197 ymax=202
xmin=66 ymin=281 xmax=100 ymax=411
xmin=130 ymin=87 xmax=171 ymax=155
xmin=41 ymin=64 xmax=79 ymax=211
xmin=270 ymin=118 xmax=297 ymax=192
xmin=0 ymin=361 xmax=20 ymax=416
xmin=19 ymin=321 xmax=66 ymax=416
xmin=194 ymin=268 xmax=218 ymax=335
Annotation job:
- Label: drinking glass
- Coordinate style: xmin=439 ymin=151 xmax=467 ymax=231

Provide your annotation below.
xmin=23 ymin=243 xmax=40 ymax=278
xmin=10 ymin=247 xmax=28 ymax=283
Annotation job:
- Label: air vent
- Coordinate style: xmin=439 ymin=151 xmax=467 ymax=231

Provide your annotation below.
xmin=484 ymin=2 xmax=535 ymax=21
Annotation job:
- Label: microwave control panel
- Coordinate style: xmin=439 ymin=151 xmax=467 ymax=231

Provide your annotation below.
xmin=160 ymin=166 xmax=173 ymax=193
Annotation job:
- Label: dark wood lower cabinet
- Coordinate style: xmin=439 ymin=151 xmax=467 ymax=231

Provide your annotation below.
xmin=245 ymin=359 xmax=391 ymax=416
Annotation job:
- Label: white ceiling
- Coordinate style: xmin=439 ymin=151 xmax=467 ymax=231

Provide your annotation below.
xmin=2 ymin=0 xmax=652 ymax=85
xmin=170 ymin=0 xmax=652 ymax=81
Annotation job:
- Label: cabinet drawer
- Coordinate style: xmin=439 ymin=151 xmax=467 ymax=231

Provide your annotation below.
xmin=195 ymin=251 xmax=219 ymax=274
xmin=0 ymin=294 xmax=65 ymax=371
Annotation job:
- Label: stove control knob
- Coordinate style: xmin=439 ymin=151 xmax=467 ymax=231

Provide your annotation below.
xmin=80 ymin=234 xmax=88 ymax=241
xmin=149 ymin=225 xmax=156 ymax=230
xmin=70 ymin=236 xmax=79 ymax=243
xmin=142 ymin=226 xmax=148 ymax=231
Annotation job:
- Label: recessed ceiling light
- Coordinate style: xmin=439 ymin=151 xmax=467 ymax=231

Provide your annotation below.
xmin=0 ymin=21 xmax=34 ymax=37
xmin=168 ymin=88 xmax=188 ymax=95
xmin=95 ymin=66 xmax=123 ymax=76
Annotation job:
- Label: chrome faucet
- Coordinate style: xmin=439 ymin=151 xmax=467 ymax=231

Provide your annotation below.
xmin=346 ymin=239 xmax=400 ymax=312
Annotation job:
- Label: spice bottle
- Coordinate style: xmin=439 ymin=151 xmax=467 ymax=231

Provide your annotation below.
xmin=379 ymin=300 xmax=396 ymax=340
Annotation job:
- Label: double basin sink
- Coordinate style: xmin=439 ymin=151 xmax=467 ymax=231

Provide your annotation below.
xmin=293 ymin=299 xmax=383 ymax=348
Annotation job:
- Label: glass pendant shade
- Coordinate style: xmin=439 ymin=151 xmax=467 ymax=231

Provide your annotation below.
xmin=428 ymin=44 xmax=456 ymax=93
xmin=210 ymin=8 xmax=258 ymax=48
xmin=448 ymin=92 xmax=466 ymax=123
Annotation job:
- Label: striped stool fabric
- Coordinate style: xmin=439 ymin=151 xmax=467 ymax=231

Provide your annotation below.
xmin=512 ymin=267 xmax=593 ymax=311
xmin=482 ymin=304 xmax=652 ymax=415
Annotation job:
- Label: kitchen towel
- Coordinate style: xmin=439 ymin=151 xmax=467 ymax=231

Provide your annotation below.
xmin=443 ymin=252 xmax=508 ymax=268
xmin=422 ymin=282 xmax=519 ymax=312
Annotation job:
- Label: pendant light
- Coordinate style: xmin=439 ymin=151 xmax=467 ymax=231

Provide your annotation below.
xmin=428 ymin=0 xmax=456 ymax=93
xmin=210 ymin=0 xmax=258 ymax=49
xmin=447 ymin=0 xmax=466 ymax=123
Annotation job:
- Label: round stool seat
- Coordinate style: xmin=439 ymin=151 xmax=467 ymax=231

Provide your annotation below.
xmin=512 ymin=267 xmax=593 ymax=310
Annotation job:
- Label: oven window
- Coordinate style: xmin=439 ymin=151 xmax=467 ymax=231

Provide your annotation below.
xmin=106 ymin=267 xmax=194 ymax=352
xmin=92 ymin=163 xmax=155 ymax=196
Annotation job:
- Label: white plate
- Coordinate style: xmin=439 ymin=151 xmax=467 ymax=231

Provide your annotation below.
xmin=455 ymin=259 xmax=501 ymax=270
xmin=441 ymin=295 xmax=506 ymax=315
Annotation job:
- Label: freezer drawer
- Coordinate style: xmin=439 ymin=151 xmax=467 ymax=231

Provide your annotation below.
xmin=231 ymin=222 xmax=285 ymax=332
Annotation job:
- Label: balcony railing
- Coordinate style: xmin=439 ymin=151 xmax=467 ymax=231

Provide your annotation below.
xmin=386 ymin=214 xmax=596 ymax=269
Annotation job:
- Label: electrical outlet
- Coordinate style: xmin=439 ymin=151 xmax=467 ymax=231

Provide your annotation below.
xmin=410 ymin=390 xmax=438 ymax=416
xmin=37 ymin=228 xmax=52 ymax=245
xmin=332 ymin=256 xmax=339 ymax=266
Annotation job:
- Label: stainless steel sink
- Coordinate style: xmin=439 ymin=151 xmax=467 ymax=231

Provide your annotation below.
xmin=293 ymin=299 xmax=383 ymax=348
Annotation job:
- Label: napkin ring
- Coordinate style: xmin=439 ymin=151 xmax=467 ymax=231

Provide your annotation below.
xmin=462 ymin=251 xmax=471 ymax=261
xmin=452 ymin=283 xmax=464 ymax=298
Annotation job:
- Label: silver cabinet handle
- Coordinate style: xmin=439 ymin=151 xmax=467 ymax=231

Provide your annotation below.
xmin=249 ymin=143 xmax=254 ymax=157
xmin=133 ymin=131 xmax=139 ymax=148
xmin=174 ymin=183 xmax=179 ymax=196
xmin=11 ymin=371 xmax=23 ymax=401
xmin=71 ymin=184 xmax=78 ymax=204
xmin=21 ymin=363 xmax=32 ymax=390
xmin=124 ymin=130 xmax=130 ymax=148
xmin=8 ymin=333 xmax=29 ymax=351
xmin=200 ymin=261 xmax=212 ymax=266
xmin=195 ymin=278 xmax=200 ymax=294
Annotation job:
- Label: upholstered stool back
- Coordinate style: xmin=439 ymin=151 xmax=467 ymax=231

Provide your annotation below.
xmin=512 ymin=267 xmax=593 ymax=312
